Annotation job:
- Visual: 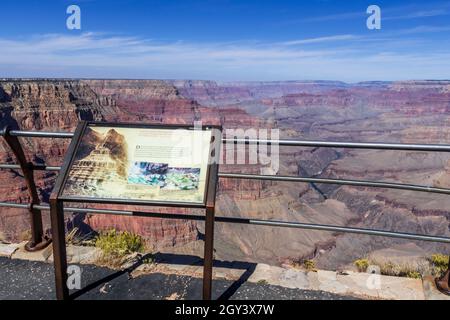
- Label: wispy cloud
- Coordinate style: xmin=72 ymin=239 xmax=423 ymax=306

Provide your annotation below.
xmin=280 ymin=34 xmax=359 ymax=46
xmin=282 ymin=11 xmax=363 ymax=25
xmin=385 ymin=8 xmax=450 ymax=20
xmin=0 ymin=32 xmax=449 ymax=81
xmin=288 ymin=3 xmax=450 ymax=24
xmin=393 ymin=25 xmax=450 ymax=35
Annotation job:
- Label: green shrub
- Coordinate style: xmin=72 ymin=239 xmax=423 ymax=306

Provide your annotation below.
xmin=405 ymin=271 xmax=422 ymax=279
xmin=354 ymin=258 xmax=370 ymax=272
xmin=430 ymin=254 xmax=449 ymax=276
xmin=303 ymin=259 xmax=316 ymax=271
xmin=95 ymin=229 xmax=145 ymax=266
xmin=257 ymin=279 xmax=268 ymax=285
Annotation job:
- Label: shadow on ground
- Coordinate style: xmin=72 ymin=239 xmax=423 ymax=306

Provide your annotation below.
xmin=72 ymin=252 xmax=259 ymax=300
xmin=0 ymin=254 xmax=357 ymax=300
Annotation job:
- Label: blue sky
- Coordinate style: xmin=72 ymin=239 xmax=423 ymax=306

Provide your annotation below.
xmin=1 ymin=0 xmax=450 ymax=81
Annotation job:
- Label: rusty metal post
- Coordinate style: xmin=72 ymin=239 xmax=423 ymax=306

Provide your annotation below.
xmin=202 ymin=128 xmax=221 ymax=300
xmin=49 ymin=197 xmax=69 ymax=300
xmin=203 ymin=206 xmax=215 ymax=300
xmin=1 ymin=126 xmax=50 ymax=251
xmin=44 ymin=122 xmax=87 ymax=300
xmin=435 ymin=257 xmax=450 ymax=295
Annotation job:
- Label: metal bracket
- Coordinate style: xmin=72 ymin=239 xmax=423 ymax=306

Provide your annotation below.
xmin=1 ymin=126 xmax=51 ymax=251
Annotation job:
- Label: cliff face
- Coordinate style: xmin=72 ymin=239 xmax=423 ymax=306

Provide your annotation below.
xmin=0 ymin=80 xmax=95 ymax=240
xmin=84 ymin=80 xmax=217 ymax=124
xmin=0 ymin=80 xmax=121 ymax=131
xmin=172 ymin=80 xmax=349 ymax=107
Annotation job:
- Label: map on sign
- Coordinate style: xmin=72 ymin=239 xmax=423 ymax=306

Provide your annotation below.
xmin=61 ymin=124 xmax=213 ymax=204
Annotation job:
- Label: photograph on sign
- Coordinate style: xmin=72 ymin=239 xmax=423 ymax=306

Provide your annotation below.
xmin=61 ymin=124 xmax=212 ymax=204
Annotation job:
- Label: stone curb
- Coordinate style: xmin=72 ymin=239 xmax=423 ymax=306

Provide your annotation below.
xmin=0 ymin=242 xmax=23 ymax=258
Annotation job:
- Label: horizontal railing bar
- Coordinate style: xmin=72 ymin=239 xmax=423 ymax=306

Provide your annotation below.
xmin=2 ymin=164 xmax=450 ymax=196
xmin=0 ymin=202 xmax=29 ymax=209
xmin=219 ymin=217 xmax=450 ymax=244
xmin=9 ymin=130 xmax=74 ymax=139
xmin=219 ymin=173 xmax=450 ymax=195
xmin=9 ymin=202 xmax=450 ymax=244
xmin=35 ymin=204 xmax=136 ymax=216
xmin=0 ymin=164 xmax=62 ymax=171
xmin=223 ymin=138 xmax=450 ymax=152
xmin=4 ymin=129 xmax=450 ymax=152
xmin=34 ymin=204 xmax=206 ymax=220
xmin=32 ymin=165 xmax=62 ymax=171
xmin=0 ymin=164 xmax=21 ymax=170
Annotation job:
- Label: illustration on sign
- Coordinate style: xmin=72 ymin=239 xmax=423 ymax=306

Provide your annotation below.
xmin=61 ymin=124 xmax=213 ymax=204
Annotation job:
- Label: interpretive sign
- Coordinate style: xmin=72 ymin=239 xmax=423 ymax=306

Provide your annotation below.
xmin=59 ymin=122 xmax=217 ymax=206
xmin=49 ymin=121 xmax=221 ymax=300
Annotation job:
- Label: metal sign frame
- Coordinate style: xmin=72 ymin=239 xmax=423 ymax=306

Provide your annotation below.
xmin=49 ymin=121 xmax=222 ymax=300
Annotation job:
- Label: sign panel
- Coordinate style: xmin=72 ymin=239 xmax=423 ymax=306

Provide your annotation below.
xmin=60 ymin=123 xmax=214 ymax=205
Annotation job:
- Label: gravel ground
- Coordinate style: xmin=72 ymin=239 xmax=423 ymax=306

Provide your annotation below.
xmin=0 ymin=257 xmax=358 ymax=300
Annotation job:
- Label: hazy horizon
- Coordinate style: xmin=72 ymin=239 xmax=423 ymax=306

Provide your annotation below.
xmin=1 ymin=77 xmax=450 ymax=84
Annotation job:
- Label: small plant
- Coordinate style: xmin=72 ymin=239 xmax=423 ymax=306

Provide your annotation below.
xmin=65 ymin=227 xmax=97 ymax=246
xmin=429 ymin=254 xmax=449 ymax=277
xmin=379 ymin=262 xmax=396 ymax=276
xmin=377 ymin=261 xmax=426 ymax=279
xmin=141 ymin=254 xmax=154 ymax=264
xmin=65 ymin=228 xmax=78 ymax=244
xmin=95 ymin=229 xmax=145 ymax=267
xmin=257 ymin=279 xmax=268 ymax=285
xmin=303 ymin=259 xmax=316 ymax=271
xmin=20 ymin=229 xmax=31 ymax=242
xmin=354 ymin=258 xmax=370 ymax=272
xmin=405 ymin=271 xmax=422 ymax=279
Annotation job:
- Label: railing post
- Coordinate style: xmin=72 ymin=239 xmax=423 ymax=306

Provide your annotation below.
xmin=49 ymin=197 xmax=69 ymax=300
xmin=202 ymin=130 xmax=220 ymax=300
xmin=202 ymin=205 xmax=215 ymax=300
xmin=1 ymin=126 xmax=51 ymax=251
xmin=435 ymin=257 xmax=450 ymax=295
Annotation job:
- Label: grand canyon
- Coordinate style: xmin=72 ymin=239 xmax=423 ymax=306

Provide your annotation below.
xmin=0 ymin=79 xmax=449 ymax=270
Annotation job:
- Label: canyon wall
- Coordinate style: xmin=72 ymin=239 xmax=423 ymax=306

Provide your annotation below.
xmin=172 ymin=79 xmax=450 ymax=266
xmin=1 ymin=79 xmax=449 ymax=269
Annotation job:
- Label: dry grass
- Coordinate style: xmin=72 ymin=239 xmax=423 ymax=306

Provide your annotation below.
xmin=353 ymin=256 xmax=435 ymax=279
xmin=19 ymin=229 xmax=31 ymax=242
xmin=429 ymin=254 xmax=449 ymax=277
xmin=291 ymin=259 xmax=317 ymax=272
xmin=376 ymin=262 xmax=424 ymax=279
xmin=0 ymin=231 xmax=6 ymax=243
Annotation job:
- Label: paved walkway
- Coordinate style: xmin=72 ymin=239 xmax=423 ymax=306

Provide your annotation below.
xmin=0 ymin=257 xmax=357 ymax=300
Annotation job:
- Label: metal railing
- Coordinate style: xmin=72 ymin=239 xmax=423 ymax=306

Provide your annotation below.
xmin=2 ymin=128 xmax=450 ymax=244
